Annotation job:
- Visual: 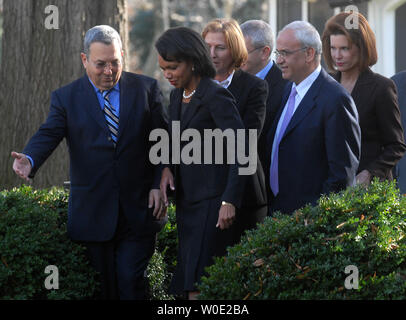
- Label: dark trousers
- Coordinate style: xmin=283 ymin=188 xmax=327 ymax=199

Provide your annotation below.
xmin=83 ymin=209 xmax=155 ymax=300
xmin=233 ymin=204 xmax=267 ymax=243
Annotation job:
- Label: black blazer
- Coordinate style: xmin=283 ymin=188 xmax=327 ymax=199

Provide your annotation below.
xmin=23 ymin=72 xmax=167 ymax=241
xmin=267 ymin=68 xmax=361 ymax=214
xmin=227 ymin=69 xmax=268 ymax=208
xmin=258 ymin=63 xmax=289 ymax=200
xmin=167 ymin=77 xmax=245 ymax=208
xmin=262 ymin=62 xmax=289 ymax=140
xmin=333 ymin=68 xmax=406 ymax=179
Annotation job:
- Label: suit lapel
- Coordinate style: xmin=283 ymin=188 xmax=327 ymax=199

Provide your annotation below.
xmin=282 ymin=69 xmax=325 ymax=138
xmin=81 ymin=75 xmax=110 ymax=134
xmin=227 ymin=69 xmax=242 ymax=110
xmin=349 ymin=68 xmax=375 ymax=107
xmin=265 ymin=62 xmax=281 ymax=89
xmin=267 ymin=83 xmax=291 ymax=148
xmin=269 ymin=82 xmax=292 ymax=140
xmin=118 ymin=72 xmax=140 ymax=142
xmin=170 ymin=89 xmax=182 ymax=123
xmin=180 ymin=95 xmax=203 ymax=131
xmin=179 ymin=77 xmax=211 ymax=131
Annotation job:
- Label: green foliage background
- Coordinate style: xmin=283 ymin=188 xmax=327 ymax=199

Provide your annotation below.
xmin=0 ymin=185 xmax=177 ymax=300
xmin=198 ymin=180 xmax=406 ymax=299
xmin=1 ymin=180 xmax=405 ymax=300
xmin=0 ymin=186 xmax=98 ymax=299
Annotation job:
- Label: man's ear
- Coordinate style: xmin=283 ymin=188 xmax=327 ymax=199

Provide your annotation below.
xmin=305 ymin=47 xmax=316 ymax=63
xmin=262 ymin=46 xmax=272 ymax=61
xmin=80 ymin=52 xmax=88 ymax=68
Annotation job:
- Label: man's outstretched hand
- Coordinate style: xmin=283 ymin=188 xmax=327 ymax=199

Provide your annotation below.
xmin=11 ymin=151 xmax=32 ymax=182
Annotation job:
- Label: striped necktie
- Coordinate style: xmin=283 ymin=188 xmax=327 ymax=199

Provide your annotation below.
xmin=102 ymin=89 xmax=119 ymax=146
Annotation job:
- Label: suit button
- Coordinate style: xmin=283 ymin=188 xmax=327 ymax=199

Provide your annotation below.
xmin=108 ymin=137 xmax=112 ymax=141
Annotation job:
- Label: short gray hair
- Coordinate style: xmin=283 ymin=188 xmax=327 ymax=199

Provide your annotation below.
xmin=240 ymin=20 xmax=275 ymax=53
xmin=279 ymin=21 xmax=322 ymax=57
xmin=83 ymin=25 xmax=122 ymax=56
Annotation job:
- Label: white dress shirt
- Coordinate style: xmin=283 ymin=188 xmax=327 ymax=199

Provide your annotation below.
xmin=213 ymin=70 xmax=235 ymax=89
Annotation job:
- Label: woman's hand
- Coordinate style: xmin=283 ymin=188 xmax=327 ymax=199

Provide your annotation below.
xmin=160 ymin=167 xmax=175 ymax=207
xmin=356 ymin=169 xmax=372 ymax=186
xmin=148 ymin=189 xmax=167 ymax=219
xmin=216 ymin=202 xmax=235 ymax=230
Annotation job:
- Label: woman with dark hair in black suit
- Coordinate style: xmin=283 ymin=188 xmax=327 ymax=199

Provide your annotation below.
xmin=156 ymin=27 xmax=245 ymax=300
xmin=202 ymin=19 xmax=268 ymax=242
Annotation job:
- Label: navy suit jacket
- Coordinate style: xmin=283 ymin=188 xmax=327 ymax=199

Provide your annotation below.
xmin=391 ymin=71 xmax=406 ymax=193
xmin=23 ymin=72 xmax=167 ymax=241
xmin=259 ymin=63 xmax=289 ymax=202
xmin=266 ymin=68 xmax=361 ymax=214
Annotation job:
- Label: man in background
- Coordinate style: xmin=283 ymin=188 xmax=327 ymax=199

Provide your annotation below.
xmin=391 ymin=70 xmax=406 ymax=193
xmin=240 ymin=20 xmax=288 ymax=201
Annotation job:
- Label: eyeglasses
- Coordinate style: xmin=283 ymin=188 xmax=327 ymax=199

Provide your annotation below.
xmin=247 ymin=46 xmax=264 ymax=54
xmin=91 ymin=59 xmax=122 ymax=71
xmin=274 ymin=47 xmax=308 ymax=59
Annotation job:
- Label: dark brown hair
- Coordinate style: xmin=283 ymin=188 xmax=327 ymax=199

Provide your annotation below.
xmin=321 ymin=12 xmax=377 ymax=73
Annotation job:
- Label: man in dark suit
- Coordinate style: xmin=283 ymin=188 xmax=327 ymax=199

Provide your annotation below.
xmin=391 ymin=70 xmax=406 ymax=193
xmin=11 ymin=25 xmax=167 ymax=299
xmin=240 ymin=19 xmax=288 ymax=200
xmin=266 ymin=21 xmax=361 ymax=215
xmin=225 ymin=68 xmax=268 ymax=242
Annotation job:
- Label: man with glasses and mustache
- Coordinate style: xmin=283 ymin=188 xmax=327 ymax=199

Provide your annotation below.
xmin=266 ymin=21 xmax=361 ymax=215
xmin=11 ymin=25 xmax=167 ymax=299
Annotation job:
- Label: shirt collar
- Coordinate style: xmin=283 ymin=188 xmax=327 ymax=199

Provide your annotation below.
xmin=256 ymin=60 xmax=274 ymax=80
xmin=292 ymin=64 xmax=321 ymax=100
xmin=87 ymin=76 xmax=120 ymax=95
xmin=213 ymin=70 xmax=235 ymax=88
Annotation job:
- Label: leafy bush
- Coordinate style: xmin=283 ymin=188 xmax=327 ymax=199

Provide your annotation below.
xmin=198 ymin=180 xmax=406 ymax=299
xmin=146 ymin=249 xmax=174 ymax=300
xmin=0 ymin=185 xmax=178 ymax=300
xmin=0 ymin=186 xmax=98 ymax=299
xmin=154 ymin=203 xmax=178 ymax=299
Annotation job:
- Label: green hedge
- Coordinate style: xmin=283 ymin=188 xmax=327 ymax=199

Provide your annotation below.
xmin=0 ymin=186 xmax=98 ymax=299
xmin=148 ymin=203 xmax=177 ymax=300
xmin=0 ymin=185 xmax=177 ymax=300
xmin=3 ymin=180 xmax=405 ymax=300
xmin=198 ymin=179 xmax=406 ymax=299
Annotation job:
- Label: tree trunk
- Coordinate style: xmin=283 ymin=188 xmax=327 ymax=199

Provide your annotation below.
xmin=0 ymin=0 xmax=128 ymax=189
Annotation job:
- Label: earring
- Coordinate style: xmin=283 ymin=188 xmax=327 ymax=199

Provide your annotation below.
xmin=192 ymin=66 xmax=195 ymax=72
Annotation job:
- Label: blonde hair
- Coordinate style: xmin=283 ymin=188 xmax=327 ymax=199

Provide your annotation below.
xmin=202 ymin=18 xmax=248 ymax=69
